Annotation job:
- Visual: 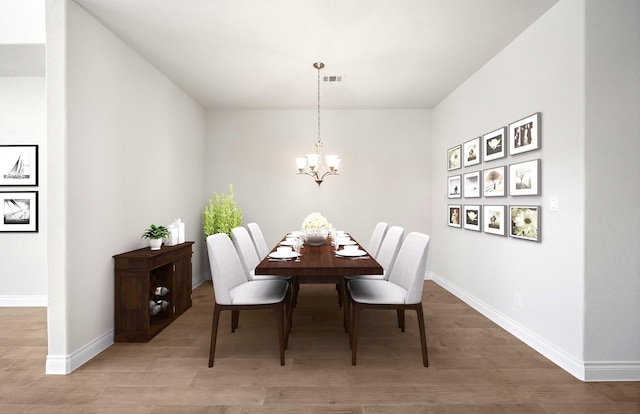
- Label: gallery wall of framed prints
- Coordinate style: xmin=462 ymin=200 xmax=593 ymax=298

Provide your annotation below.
xmin=0 ymin=145 xmax=39 ymax=232
xmin=447 ymin=113 xmax=542 ymax=242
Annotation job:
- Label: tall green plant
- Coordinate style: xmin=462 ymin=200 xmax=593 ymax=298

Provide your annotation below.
xmin=202 ymin=184 xmax=243 ymax=238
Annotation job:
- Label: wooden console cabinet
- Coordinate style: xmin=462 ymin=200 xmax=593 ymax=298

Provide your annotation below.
xmin=113 ymin=242 xmax=194 ymax=342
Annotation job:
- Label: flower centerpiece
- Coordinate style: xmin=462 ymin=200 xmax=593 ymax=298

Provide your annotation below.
xmin=301 ymin=212 xmax=330 ymax=246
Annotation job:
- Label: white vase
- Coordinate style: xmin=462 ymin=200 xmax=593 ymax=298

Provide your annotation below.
xmin=303 ymin=227 xmax=329 ymax=246
xmin=149 ymin=238 xmax=163 ymax=250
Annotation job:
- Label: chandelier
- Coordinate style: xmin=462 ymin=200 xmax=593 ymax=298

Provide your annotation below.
xmin=296 ymin=62 xmax=340 ymax=187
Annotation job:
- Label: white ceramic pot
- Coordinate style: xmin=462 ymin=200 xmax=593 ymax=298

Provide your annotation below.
xmin=304 ymin=227 xmax=329 ymax=246
xmin=149 ymin=238 xmax=163 ymax=250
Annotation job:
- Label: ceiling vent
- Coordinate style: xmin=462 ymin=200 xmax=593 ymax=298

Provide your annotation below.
xmin=323 ymin=75 xmax=343 ymax=82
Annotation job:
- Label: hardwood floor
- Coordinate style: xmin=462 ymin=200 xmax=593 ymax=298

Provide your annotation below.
xmin=1 ymin=281 xmax=638 ymax=413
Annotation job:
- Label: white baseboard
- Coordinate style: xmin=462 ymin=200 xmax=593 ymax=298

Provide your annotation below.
xmin=45 ymin=328 xmax=114 ymax=375
xmin=430 ymin=273 xmax=640 ymax=382
xmin=0 ymin=295 xmax=47 ymax=307
xmin=192 ymin=272 xmax=209 ymax=289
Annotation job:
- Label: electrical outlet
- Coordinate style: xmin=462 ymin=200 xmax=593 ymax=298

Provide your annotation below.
xmin=514 ymin=292 xmax=523 ymax=307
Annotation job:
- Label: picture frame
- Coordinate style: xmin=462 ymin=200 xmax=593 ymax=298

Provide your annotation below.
xmin=447 ymin=144 xmax=462 ymax=171
xmin=483 ymin=205 xmax=506 ymax=236
xmin=1 ymin=191 xmax=38 ymax=232
xmin=447 ymin=175 xmax=461 ymax=199
xmin=509 ymin=205 xmax=540 ymax=242
xmin=482 ymin=127 xmax=506 ymax=162
xmin=463 ymin=137 xmax=481 ymax=167
xmin=463 ymin=205 xmax=481 ymax=231
xmin=448 ymin=204 xmax=461 ymax=228
xmin=509 ymin=159 xmax=541 ymax=196
xmin=509 ymin=112 xmax=541 ymax=155
xmin=483 ymin=166 xmax=506 ymax=197
xmin=463 ymin=171 xmax=481 ymax=198
xmin=0 ymin=145 xmax=38 ymax=186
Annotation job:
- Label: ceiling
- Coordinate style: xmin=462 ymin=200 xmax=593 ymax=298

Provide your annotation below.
xmin=73 ymin=0 xmax=558 ymax=110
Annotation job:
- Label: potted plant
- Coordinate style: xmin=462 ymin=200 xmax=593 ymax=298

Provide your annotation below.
xmin=141 ymin=224 xmax=171 ymax=250
xmin=203 ymin=184 xmax=243 ymax=238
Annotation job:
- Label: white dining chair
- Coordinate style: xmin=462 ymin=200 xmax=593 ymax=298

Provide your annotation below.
xmin=232 ymin=226 xmax=288 ymax=281
xmin=206 ymin=233 xmax=290 ymax=367
xmin=347 ymin=232 xmax=431 ymax=367
xmin=247 ymin=222 xmax=270 ymax=259
xmin=366 ymin=222 xmax=388 ymax=258
xmin=346 ymin=225 xmax=404 ymax=281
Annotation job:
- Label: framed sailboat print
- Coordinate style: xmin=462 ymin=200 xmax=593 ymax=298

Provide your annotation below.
xmin=1 ymin=191 xmax=38 ymax=232
xmin=0 ymin=145 xmax=38 ymax=186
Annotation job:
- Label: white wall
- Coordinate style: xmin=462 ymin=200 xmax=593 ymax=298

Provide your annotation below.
xmin=0 ymin=0 xmax=45 ymax=44
xmin=583 ymin=0 xmax=640 ymax=380
xmin=204 ymin=109 xmax=432 ymax=275
xmin=0 ymin=77 xmax=47 ymax=305
xmin=46 ymin=0 xmax=207 ymax=374
xmin=431 ymin=0 xmax=587 ymax=378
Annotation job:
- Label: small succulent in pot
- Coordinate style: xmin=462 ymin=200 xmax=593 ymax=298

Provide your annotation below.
xmin=141 ymin=224 xmax=171 ymax=250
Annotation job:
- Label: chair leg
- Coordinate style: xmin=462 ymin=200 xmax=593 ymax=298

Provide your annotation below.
xmin=397 ymin=309 xmax=405 ymax=332
xmin=351 ymin=303 xmax=361 ymax=366
xmin=415 ymin=304 xmax=429 ymax=367
xmin=208 ymin=304 xmax=222 ymax=367
xmin=274 ymin=303 xmax=286 ymax=366
xmin=231 ymin=310 xmax=239 ymax=332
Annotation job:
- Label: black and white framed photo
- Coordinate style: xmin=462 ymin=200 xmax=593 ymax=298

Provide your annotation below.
xmin=463 ymin=137 xmax=481 ymax=167
xmin=509 ymin=112 xmax=541 ymax=155
xmin=510 ymin=205 xmax=540 ymax=242
xmin=448 ymin=175 xmax=461 ymax=199
xmin=463 ymin=204 xmax=481 ymax=231
xmin=482 ymin=127 xmax=506 ymax=162
xmin=483 ymin=205 xmax=506 ymax=236
xmin=0 ymin=145 xmax=38 ymax=186
xmin=447 ymin=144 xmax=462 ymax=171
xmin=509 ymin=159 xmax=541 ymax=196
xmin=1 ymin=191 xmax=38 ymax=232
xmin=463 ymin=171 xmax=481 ymax=198
xmin=448 ymin=204 xmax=461 ymax=228
xmin=483 ymin=166 xmax=506 ymax=197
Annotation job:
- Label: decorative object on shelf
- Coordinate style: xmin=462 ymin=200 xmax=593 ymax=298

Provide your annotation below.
xmin=447 ymin=205 xmax=461 ymax=228
xmin=509 ymin=205 xmax=540 ymax=242
xmin=166 ymin=218 xmax=186 ymax=246
xmin=301 ymin=212 xmax=330 ymax=246
xmin=447 ymin=144 xmax=461 ymax=171
xmin=154 ymin=286 xmax=169 ymax=296
xmin=463 ymin=137 xmax=481 ymax=167
xmin=0 ymin=191 xmax=38 ymax=232
xmin=483 ymin=205 xmax=507 ymax=236
xmin=482 ymin=127 xmax=507 ymax=162
xmin=509 ymin=113 xmax=541 ymax=155
xmin=141 ymin=224 xmax=171 ymax=250
xmin=203 ymin=184 xmax=243 ymax=238
xmin=295 ymin=62 xmax=340 ymax=187
xmin=0 ymin=145 xmax=38 ymax=186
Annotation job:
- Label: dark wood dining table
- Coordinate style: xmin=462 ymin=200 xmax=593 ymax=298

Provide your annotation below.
xmin=255 ymin=234 xmax=383 ymax=335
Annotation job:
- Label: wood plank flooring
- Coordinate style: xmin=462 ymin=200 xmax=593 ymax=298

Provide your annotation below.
xmin=1 ymin=281 xmax=638 ymax=413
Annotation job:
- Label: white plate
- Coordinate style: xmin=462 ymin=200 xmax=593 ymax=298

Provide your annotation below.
xmin=288 ymin=231 xmax=302 ymax=237
xmin=337 ymin=239 xmax=357 ymax=245
xmin=269 ymin=251 xmax=299 ymax=259
xmin=336 ymin=249 xmax=367 ymax=257
xmin=279 ymin=240 xmax=296 ymax=246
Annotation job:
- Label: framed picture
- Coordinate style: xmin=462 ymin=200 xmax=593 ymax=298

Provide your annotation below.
xmin=0 ymin=191 xmax=38 ymax=232
xmin=483 ymin=166 xmax=506 ymax=197
xmin=0 ymin=145 xmax=38 ymax=186
xmin=463 ymin=205 xmax=481 ymax=231
xmin=448 ymin=205 xmax=461 ymax=228
xmin=447 ymin=145 xmax=461 ymax=171
xmin=483 ymin=205 xmax=506 ymax=236
xmin=463 ymin=171 xmax=481 ymax=198
xmin=463 ymin=137 xmax=481 ymax=167
xmin=509 ymin=159 xmax=541 ymax=196
xmin=448 ymin=175 xmax=461 ymax=199
xmin=509 ymin=112 xmax=541 ymax=155
xmin=482 ymin=127 xmax=506 ymax=162
xmin=510 ymin=205 xmax=540 ymax=242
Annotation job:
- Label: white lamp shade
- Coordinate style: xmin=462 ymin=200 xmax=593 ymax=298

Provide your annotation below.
xmin=325 ymin=155 xmax=340 ymax=170
xmin=306 ymin=154 xmax=320 ymax=168
xmin=296 ymin=157 xmax=307 ymax=170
